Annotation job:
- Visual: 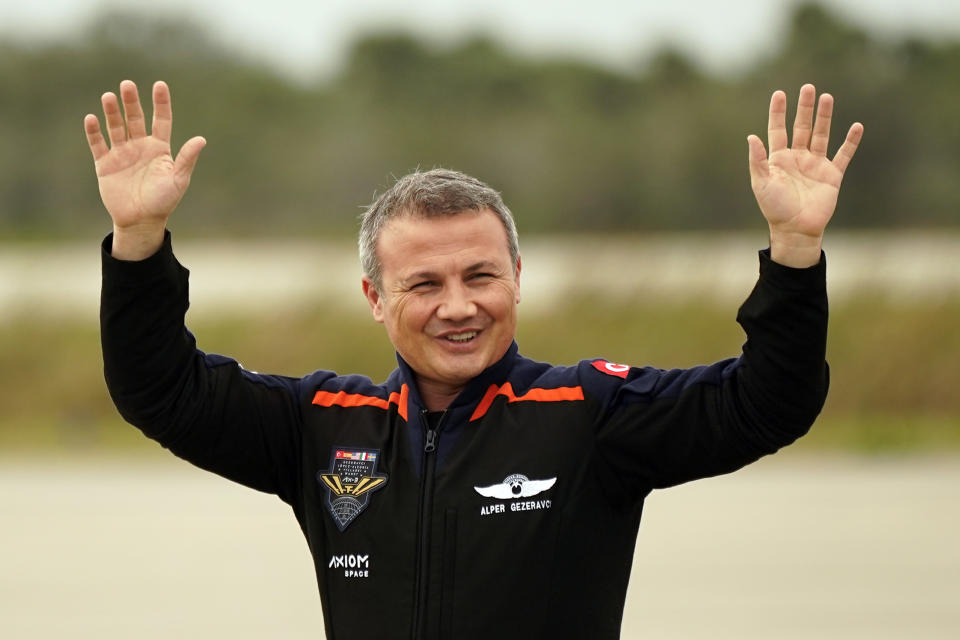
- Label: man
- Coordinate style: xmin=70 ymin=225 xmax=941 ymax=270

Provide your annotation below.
xmin=86 ymin=80 xmax=862 ymax=639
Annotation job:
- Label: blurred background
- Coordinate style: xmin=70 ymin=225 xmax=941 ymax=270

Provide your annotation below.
xmin=1 ymin=0 xmax=958 ymax=638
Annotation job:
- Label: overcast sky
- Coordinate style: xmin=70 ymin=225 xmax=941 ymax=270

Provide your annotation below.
xmin=3 ymin=0 xmax=959 ymax=80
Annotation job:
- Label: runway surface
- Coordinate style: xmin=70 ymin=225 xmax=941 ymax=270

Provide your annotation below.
xmin=2 ymin=453 xmax=958 ymax=639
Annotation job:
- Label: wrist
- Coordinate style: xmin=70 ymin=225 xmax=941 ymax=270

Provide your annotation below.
xmin=111 ymin=223 xmax=167 ymax=261
xmin=768 ymin=230 xmax=823 ymax=268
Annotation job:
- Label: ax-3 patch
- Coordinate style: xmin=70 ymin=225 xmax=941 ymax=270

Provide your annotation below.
xmin=317 ymin=448 xmax=388 ymax=532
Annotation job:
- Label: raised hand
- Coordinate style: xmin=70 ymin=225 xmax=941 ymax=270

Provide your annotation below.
xmin=84 ymin=80 xmax=205 ymax=260
xmin=747 ymin=84 xmax=863 ymax=268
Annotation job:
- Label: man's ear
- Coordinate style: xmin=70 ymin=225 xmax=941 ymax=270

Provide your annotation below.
xmin=361 ymin=277 xmax=385 ymax=323
xmin=514 ymin=255 xmax=522 ymax=304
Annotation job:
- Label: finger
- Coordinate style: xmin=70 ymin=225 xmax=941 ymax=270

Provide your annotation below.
xmin=791 ymin=84 xmax=816 ymax=151
xmin=101 ymin=91 xmax=127 ymax=147
xmin=120 ymin=80 xmax=147 ymax=139
xmin=767 ymin=90 xmax=788 ymax=154
xmin=152 ymin=81 xmax=173 ymax=143
xmin=84 ymin=114 xmax=110 ymax=161
xmin=809 ymin=92 xmax=834 ymax=156
xmin=831 ymin=122 xmax=864 ymax=175
xmin=173 ymin=136 xmax=207 ymax=183
xmin=747 ymin=134 xmax=769 ymax=185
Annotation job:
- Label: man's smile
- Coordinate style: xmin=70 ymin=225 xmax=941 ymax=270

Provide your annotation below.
xmin=443 ymin=331 xmax=479 ymax=343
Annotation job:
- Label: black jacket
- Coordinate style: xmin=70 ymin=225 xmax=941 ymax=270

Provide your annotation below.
xmin=101 ymin=232 xmax=829 ymax=640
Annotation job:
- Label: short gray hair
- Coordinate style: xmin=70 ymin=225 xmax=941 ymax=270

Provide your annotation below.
xmin=359 ymin=168 xmax=520 ymax=291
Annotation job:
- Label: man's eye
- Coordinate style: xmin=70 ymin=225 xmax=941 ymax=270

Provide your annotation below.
xmin=410 ymin=281 xmax=433 ymax=290
xmin=470 ymin=273 xmax=494 ymax=281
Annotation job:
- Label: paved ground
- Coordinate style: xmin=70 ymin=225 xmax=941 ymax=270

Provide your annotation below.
xmin=2 ymin=453 xmax=958 ymax=639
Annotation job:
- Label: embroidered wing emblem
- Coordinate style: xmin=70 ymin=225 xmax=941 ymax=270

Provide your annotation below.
xmin=474 ymin=474 xmax=556 ymax=499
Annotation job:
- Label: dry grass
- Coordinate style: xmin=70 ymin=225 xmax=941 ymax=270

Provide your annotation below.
xmin=1 ymin=295 xmax=957 ymax=452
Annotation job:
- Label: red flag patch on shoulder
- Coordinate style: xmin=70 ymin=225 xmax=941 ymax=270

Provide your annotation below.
xmin=591 ymin=359 xmax=631 ymax=379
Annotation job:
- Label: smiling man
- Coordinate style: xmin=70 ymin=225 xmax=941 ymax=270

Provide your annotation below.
xmin=88 ymin=80 xmax=861 ymax=639
xmin=360 ymin=186 xmax=522 ymax=411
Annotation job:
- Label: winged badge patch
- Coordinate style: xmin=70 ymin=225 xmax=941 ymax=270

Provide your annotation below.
xmin=475 ymin=473 xmax=556 ymax=516
xmin=474 ymin=473 xmax=556 ymax=499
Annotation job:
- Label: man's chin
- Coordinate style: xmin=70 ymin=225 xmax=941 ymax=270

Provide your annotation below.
xmin=429 ymin=358 xmax=486 ymax=388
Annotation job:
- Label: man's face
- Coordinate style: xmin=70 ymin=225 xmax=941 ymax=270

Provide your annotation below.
xmin=362 ymin=208 xmax=521 ymax=398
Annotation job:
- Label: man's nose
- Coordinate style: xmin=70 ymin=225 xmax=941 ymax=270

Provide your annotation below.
xmin=436 ymin=283 xmax=477 ymax=321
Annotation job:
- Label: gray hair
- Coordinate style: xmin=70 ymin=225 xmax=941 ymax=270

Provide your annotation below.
xmin=359 ymin=168 xmax=520 ymax=291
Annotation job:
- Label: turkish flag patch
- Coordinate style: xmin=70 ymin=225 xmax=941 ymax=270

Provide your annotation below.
xmin=591 ymin=359 xmax=631 ymax=379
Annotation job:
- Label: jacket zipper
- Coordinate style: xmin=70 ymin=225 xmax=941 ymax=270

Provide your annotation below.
xmin=412 ymin=409 xmax=445 ymax=640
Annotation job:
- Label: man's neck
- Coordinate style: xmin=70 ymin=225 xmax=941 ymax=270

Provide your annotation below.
xmin=416 ymin=378 xmax=464 ymax=412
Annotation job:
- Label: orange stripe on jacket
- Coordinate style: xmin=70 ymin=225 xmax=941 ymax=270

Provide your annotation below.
xmin=470 ymin=382 xmax=584 ymax=421
xmin=313 ymin=384 xmax=409 ymax=421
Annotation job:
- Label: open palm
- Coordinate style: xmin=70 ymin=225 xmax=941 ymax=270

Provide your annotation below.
xmin=748 ymin=84 xmax=863 ymax=264
xmin=84 ymin=80 xmax=205 ymax=234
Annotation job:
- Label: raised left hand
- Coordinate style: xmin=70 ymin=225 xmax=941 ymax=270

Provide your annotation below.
xmin=747 ymin=84 xmax=863 ymax=268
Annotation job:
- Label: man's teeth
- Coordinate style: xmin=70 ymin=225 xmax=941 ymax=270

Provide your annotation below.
xmin=445 ymin=332 xmax=477 ymax=342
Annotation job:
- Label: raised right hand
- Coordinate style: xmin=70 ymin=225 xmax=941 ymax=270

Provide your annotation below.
xmin=84 ymin=80 xmax=205 ymax=260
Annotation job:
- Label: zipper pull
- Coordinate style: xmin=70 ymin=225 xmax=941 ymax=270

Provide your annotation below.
xmin=421 ymin=409 xmax=445 ymax=454
xmin=424 ymin=428 xmax=437 ymax=453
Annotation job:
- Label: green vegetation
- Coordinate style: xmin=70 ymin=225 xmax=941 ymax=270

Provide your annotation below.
xmin=1 ymin=2 xmax=959 ymax=239
xmin=1 ymin=295 xmax=957 ymax=454
xmin=2 ymin=2 xmax=957 ymax=454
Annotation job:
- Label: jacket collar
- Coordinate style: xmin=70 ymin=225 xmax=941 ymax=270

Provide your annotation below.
xmin=394 ymin=341 xmax=519 ymax=420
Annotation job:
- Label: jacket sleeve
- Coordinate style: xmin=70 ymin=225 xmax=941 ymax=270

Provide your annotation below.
xmin=100 ymin=232 xmax=312 ymax=504
xmin=587 ymin=249 xmax=829 ymax=495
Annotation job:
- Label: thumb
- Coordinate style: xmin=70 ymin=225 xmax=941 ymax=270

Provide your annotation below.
xmin=174 ymin=136 xmax=207 ymax=183
xmin=746 ymin=134 xmax=769 ymax=192
xmin=746 ymin=134 xmax=768 ymax=180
